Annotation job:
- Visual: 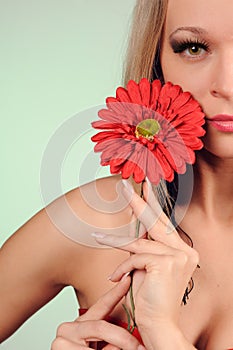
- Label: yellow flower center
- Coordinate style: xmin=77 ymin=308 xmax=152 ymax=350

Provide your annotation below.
xmin=135 ymin=119 xmax=161 ymax=140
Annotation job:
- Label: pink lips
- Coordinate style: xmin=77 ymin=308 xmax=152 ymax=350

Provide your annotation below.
xmin=206 ymin=114 xmax=233 ymax=132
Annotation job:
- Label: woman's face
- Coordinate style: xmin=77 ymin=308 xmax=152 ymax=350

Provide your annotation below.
xmin=160 ymin=0 xmax=233 ymax=158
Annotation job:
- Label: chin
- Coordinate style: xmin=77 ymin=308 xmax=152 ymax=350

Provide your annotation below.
xmin=199 ymin=145 xmax=233 ymax=161
xmin=200 ymin=129 xmax=233 ymax=160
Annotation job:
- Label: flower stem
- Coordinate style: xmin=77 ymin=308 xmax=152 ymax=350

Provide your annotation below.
xmin=122 ymin=304 xmax=132 ymax=332
xmin=123 ymin=180 xmax=144 ymax=332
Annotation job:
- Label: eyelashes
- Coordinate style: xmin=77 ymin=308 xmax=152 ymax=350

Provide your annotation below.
xmin=170 ymin=38 xmax=210 ymax=57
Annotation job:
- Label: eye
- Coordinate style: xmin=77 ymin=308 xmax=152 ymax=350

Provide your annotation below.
xmin=170 ymin=38 xmax=210 ymax=59
xmin=187 ymin=44 xmax=204 ymax=56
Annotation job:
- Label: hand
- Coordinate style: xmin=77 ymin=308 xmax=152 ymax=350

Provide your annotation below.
xmin=93 ymin=179 xmax=199 ymax=337
xmin=51 ymin=275 xmax=145 ymax=350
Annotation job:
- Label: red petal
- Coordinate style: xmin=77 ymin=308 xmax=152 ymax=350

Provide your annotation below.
xmin=101 ymin=142 xmax=133 ymax=163
xmin=169 ymin=91 xmax=192 ymax=110
xmin=176 ymin=100 xmax=200 ymax=116
xmin=150 ymin=80 xmax=162 ymax=107
xmin=116 ymin=87 xmax=131 ymax=102
xmin=159 ymin=82 xmax=173 ymax=103
xmin=159 ymin=96 xmax=171 ymax=112
xmin=105 ymin=100 xmax=131 ymax=116
xmin=106 ymin=96 xmax=118 ymax=106
xmin=92 ymin=120 xmax=123 ymax=130
xmin=110 ymin=158 xmax=126 ymax=174
xmin=167 ymin=84 xmax=182 ymax=101
xmin=121 ymin=160 xmax=136 ymax=179
xmin=98 ymin=108 xmax=121 ymax=122
xmin=133 ymin=164 xmax=146 ymax=183
xmin=146 ymin=148 xmax=164 ymax=184
xmin=139 ymin=78 xmax=151 ymax=106
xmin=156 ymin=142 xmax=177 ymax=172
xmin=92 ymin=132 xmax=123 ymax=143
xmin=126 ymin=80 xmax=143 ymax=104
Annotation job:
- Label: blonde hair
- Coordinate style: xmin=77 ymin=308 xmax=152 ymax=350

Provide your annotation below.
xmin=124 ymin=0 xmax=171 ymax=213
xmin=124 ymin=2 xmax=195 ymax=295
xmin=123 ymin=0 xmax=168 ymax=85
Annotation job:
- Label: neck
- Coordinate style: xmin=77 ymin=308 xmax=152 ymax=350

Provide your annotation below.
xmin=191 ymin=149 xmax=233 ymax=223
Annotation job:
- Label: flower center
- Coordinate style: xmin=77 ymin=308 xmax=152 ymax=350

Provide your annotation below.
xmin=135 ymin=119 xmax=161 ymax=140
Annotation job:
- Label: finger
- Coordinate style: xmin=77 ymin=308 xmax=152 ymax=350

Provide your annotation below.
xmin=143 ymin=177 xmax=163 ymax=216
xmin=122 ymin=179 xmax=168 ymax=230
xmin=128 ymin=212 xmax=147 ymax=239
xmin=103 ymin=344 xmax=121 ymax=350
xmin=56 ymin=321 xmax=103 ymax=344
xmin=108 ymin=253 xmax=168 ymax=281
xmin=94 ymin=235 xmax=177 ymax=256
xmin=122 ymin=180 xmax=185 ymax=247
xmin=77 ymin=276 xmax=131 ymax=322
xmin=58 ymin=320 xmax=141 ymax=350
xmin=51 ymin=336 xmax=89 ymax=350
xmin=109 ymin=251 xmax=199 ymax=283
xmin=95 ymin=231 xmax=194 ymax=257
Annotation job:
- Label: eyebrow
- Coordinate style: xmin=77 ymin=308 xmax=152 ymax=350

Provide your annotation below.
xmin=169 ymin=26 xmax=208 ymax=38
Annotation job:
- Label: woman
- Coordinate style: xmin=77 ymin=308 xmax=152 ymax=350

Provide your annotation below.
xmin=1 ymin=0 xmax=233 ymax=348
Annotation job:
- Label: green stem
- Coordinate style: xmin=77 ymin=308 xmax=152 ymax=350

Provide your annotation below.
xmin=122 ymin=304 xmax=132 ymax=332
xmin=123 ymin=181 xmax=144 ymax=332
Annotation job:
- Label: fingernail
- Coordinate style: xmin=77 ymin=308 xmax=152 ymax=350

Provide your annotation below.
xmin=91 ymin=232 xmax=107 ymax=239
xmin=108 ymin=271 xmax=130 ymax=282
xmin=122 ymin=179 xmax=134 ymax=195
xmin=121 ymin=271 xmax=131 ymax=281
xmin=138 ymin=345 xmax=146 ymax=350
xmin=145 ymin=176 xmax=152 ymax=189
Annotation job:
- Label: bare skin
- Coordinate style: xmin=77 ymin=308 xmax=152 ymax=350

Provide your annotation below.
xmin=0 ymin=176 xmax=131 ymax=341
xmin=51 ymin=276 xmax=144 ymax=350
xmin=1 ymin=0 xmax=233 ymax=349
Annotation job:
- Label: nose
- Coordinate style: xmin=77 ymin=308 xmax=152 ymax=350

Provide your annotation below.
xmin=210 ymin=50 xmax=233 ymax=100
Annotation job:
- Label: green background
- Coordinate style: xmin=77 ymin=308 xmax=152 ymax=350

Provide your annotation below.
xmin=0 ymin=1 xmax=135 ymax=348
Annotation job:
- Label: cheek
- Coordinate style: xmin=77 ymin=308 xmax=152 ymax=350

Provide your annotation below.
xmin=160 ymin=52 xmax=208 ymax=103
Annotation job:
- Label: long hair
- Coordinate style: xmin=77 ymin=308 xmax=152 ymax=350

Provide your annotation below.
xmin=124 ymin=0 xmax=173 ymax=213
xmin=123 ymin=0 xmax=168 ymax=84
xmin=123 ymin=1 xmax=193 ymax=251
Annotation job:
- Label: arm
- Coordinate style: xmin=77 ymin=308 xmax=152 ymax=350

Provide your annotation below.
xmin=0 ymin=176 xmax=130 ymax=343
xmin=0 ymin=205 xmax=77 ymax=342
xmin=0 ymin=184 xmax=98 ymax=342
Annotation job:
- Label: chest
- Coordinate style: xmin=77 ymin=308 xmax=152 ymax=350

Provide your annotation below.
xmin=76 ymin=238 xmax=233 ymax=349
xmin=178 ymin=241 xmax=233 ymax=349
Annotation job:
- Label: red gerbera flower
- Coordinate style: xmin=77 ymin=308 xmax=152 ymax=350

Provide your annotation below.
xmin=91 ymin=78 xmax=205 ymax=185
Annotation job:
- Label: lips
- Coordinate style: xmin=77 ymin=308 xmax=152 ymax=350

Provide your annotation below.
xmin=206 ymin=114 xmax=233 ymax=132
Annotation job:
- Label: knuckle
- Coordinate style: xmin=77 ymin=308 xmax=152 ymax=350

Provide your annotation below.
xmin=95 ymin=319 xmax=107 ymax=334
xmin=56 ymin=322 xmax=71 ymax=337
xmin=177 ymin=250 xmax=189 ymax=265
xmin=179 ymin=247 xmax=200 ymax=270
xmin=122 ymin=331 xmax=139 ymax=349
xmin=136 ymin=238 xmax=146 ymax=249
xmin=189 ymin=248 xmax=200 ymax=267
xmin=159 ymin=255 xmax=174 ymax=271
xmin=51 ymin=336 xmax=66 ymax=350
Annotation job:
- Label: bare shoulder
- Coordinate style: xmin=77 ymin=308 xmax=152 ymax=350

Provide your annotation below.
xmin=1 ymin=175 xmax=130 ymax=287
xmin=62 ymin=175 xmax=132 ymax=305
xmin=57 ymin=175 xmax=132 ymax=278
xmin=0 ymin=175 xmax=130 ymax=341
xmin=64 ymin=175 xmax=132 ymax=231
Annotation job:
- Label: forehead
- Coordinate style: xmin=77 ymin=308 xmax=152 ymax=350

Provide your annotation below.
xmin=165 ymin=0 xmax=233 ymax=39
